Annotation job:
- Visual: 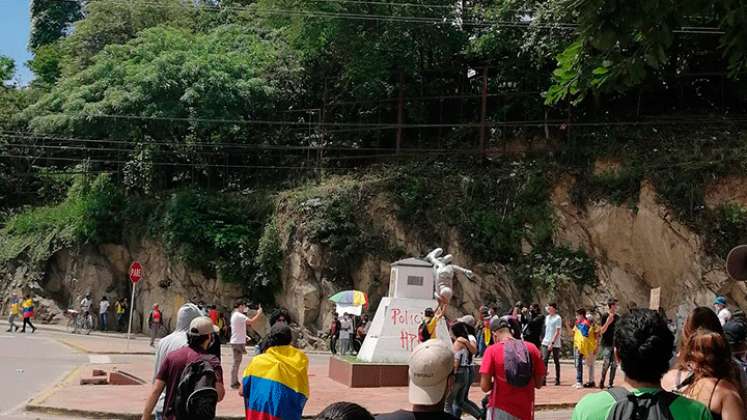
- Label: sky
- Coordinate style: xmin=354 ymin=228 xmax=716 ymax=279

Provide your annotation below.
xmin=0 ymin=0 xmax=34 ymax=85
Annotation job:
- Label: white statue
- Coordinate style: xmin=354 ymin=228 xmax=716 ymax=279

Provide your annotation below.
xmin=425 ymin=248 xmax=474 ymax=305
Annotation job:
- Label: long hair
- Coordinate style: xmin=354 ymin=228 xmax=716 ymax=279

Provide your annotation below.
xmin=678 ymin=307 xmax=723 ymax=354
xmin=451 ymin=322 xmax=470 ymax=340
xmin=677 ymin=328 xmax=735 ymax=388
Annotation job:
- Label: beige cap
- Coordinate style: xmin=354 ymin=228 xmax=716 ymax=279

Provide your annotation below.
xmin=408 ymin=339 xmax=454 ymax=405
xmin=188 ymin=316 xmax=219 ymax=336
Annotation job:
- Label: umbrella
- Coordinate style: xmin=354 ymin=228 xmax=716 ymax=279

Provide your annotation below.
xmin=329 ymin=290 xmax=368 ymax=308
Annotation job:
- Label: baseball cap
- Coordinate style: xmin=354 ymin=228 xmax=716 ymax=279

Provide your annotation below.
xmin=457 ymin=315 xmax=476 ymax=327
xmin=188 ymin=316 xmax=220 ymax=336
xmin=714 ymin=296 xmax=727 ymax=306
xmin=490 ymin=315 xmax=521 ymax=338
xmin=724 ymin=320 xmax=747 ymax=346
xmin=424 ymin=307 xmax=435 ymax=317
xmin=408 ymin=339 xmax=453 ymax=405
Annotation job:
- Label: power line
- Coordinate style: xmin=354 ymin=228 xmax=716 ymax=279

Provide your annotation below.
xmin=49 ymin=0 xmax=727 ymax=34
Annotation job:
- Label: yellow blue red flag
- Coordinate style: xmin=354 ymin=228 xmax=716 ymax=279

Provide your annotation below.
xmin=242 ymin=345 xmax=309 ymax=420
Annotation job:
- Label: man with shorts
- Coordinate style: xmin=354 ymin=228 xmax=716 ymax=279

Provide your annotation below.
xmin=229 ymin=302 xmax=263 ymax=389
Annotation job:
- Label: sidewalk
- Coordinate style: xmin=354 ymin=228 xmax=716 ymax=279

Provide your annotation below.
xmin=26 ymin=356 xmax=611 ymax=419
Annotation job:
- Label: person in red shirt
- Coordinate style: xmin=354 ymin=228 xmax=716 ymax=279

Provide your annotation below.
xmin=480 ymin=317 xmax=546 ymax=420
xmin=208 ymin=305 xmax=219 ymax=325
xmin=149 ymin=304 xmax=162 ymax=347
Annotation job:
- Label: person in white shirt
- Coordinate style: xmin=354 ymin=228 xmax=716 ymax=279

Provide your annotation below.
xmin=98 ymin=296 xmax=110 ymax=331
xmin=338 ymin=313 xmax=354 ymax=355
xmin=80 ymin=294 xmax=92 ymax=314
xmin=541 ymin=302 xmax=563 ymax=386
xmin=715 ymin=296 xmax=732 ymax=326
xmin=229 ymin=302 xmax=263 ymax=389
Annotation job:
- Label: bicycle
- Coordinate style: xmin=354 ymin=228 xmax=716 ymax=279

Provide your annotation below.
xmin=65 ymin=309 xmax=93 ymax=335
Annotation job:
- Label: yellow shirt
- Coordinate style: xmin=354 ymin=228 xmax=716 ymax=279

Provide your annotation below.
xmin=10 ymin=302 xmax=20 ymax=316
xmin=115 ymin=303 xmax=125 ymax=314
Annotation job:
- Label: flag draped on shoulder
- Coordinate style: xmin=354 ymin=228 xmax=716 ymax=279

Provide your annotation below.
xmin=242 ymin=345 xmax=309 ymax=420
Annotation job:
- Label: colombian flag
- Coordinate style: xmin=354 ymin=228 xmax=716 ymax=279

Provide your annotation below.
xmin=22 ymin=298 xmax=34 ymax=318
xmin=242 ymin=345 xmax=309 ymax=420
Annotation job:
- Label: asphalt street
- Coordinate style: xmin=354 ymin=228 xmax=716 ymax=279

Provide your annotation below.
xmin=0 ymin=330 xmax=86 ymax=420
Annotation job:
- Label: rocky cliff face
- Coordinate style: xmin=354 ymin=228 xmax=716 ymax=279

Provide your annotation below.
xmin=2 ymin=174 xmax=745 ymax=335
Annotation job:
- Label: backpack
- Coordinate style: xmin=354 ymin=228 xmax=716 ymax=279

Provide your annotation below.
xmin=418 ymin=321 xmax=431 ymax=343
xmin=606 ymin=388 xmax=677 ymax=420
xmin=502 ymin=339 xmax=532 ymax=387
xmin=173 ymin=355 xmax=220 ymax=420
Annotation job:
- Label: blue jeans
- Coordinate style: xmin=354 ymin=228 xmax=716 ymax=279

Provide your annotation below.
xmin=450 ymin=367 xmax=482 ymax=418
xmin=99 ymin=313 xmax=108 ymax=331
xmin=575 ymin=350 xmax=584 ymax=384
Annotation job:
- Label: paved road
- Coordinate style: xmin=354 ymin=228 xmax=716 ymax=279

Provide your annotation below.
xmin=0 ymin=331 xmax=87 ymax=420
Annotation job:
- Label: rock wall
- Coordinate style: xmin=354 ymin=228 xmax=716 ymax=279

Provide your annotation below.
xmin=552 ymin=176 xmax=747 ymax=318
xmin=2 ymin=174 xmax=746 ymax=336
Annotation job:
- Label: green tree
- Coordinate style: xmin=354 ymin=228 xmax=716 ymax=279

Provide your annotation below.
xmin=30 ymin=0 xmax=82 ymax=50
xmin=0 ymin=56 xmax=15 ymax=85
xmin=545 ymin=0 xmax=747 ymax=105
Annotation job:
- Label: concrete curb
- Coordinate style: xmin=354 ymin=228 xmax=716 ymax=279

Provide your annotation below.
xmin=54 ymin=337 xmax=155 ymax=355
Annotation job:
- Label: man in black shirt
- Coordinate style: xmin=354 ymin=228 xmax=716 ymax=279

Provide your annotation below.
xmin=523 ymin=303 xmax=545 ymax=348
xmin=598 ymin=298 xmax=619 ymax=389
xmin=376 ymin=340 xmax=458 ymax=420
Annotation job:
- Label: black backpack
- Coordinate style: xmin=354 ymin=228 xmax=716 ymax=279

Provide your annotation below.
xmin=418 ymin=320 xmax=431 ymax=342
xmin=606 ymin=388 xmax=677 ymax=420
xmin=173 ymin=355 xmax=220 ymax=420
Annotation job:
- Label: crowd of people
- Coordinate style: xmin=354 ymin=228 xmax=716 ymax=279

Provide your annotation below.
xmin=328 ymin=312 xmax=370 ymax=356
xmin=8 ymin=289 xmax=747 ymax=420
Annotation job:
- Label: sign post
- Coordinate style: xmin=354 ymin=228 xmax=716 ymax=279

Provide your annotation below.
xmin=126 ymin=262 xmax=142 ymax=350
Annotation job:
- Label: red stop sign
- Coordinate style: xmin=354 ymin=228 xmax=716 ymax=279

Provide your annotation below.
xmin=129 ymin=262 xmax=143 ymax=283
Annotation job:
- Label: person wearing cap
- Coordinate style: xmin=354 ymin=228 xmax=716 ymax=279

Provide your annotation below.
xmin=142 ymin=316 xmax=224 ymax=420
xmin=151 ymin=303 xmax=204 ymax=420
xmin=724 ymin=319 xmax=747 ymax=408
xmin=376 ymin=339 xmax=459 ymax=420
xmin=598 ymin=298 xmax=619 ymax=389
xmin=481 ymin=316 xmax=545 ymax=420
xmin=418 ymin=306 xmax=444 ymax=343
xmin=149 ymin=304 xmax=163 ymax=347
xmin=715 ymin=296 xmax=732 ymax=326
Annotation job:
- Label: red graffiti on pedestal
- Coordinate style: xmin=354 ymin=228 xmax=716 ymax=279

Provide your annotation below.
xmin=390 ymin=307 xmax=425 ymax=351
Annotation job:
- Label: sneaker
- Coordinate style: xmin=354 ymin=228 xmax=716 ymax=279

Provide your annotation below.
xmin=554 ymin=380 xmax=560 ymax=386
xmin=574 ymin=383 xmax=583 ymax=389
xmin=230 ymin=383 xmax=240 ymax=389
xmin=583 ymin=381 xmax=596 ymax=388
xmin=599 ymin=383 xmax=606 ymax=390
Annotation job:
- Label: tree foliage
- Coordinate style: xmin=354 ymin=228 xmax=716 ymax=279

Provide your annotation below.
xmin=545 ymin=0 xmax=747 ymax=104
xmin=29 ymin=0 xmax=82 ymax=50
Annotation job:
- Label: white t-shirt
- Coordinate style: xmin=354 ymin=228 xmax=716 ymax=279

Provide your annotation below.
xmin=230 ymin=311 xmax=248 ymax=345
xmin=718 ymin=308 xmax=732 ymax=326
xmin=99 ymin=301 xmax=110 ymax=314
xmin=542 ymin=314 xmax=562 ymax=348
xmin=81 ymin=298 xmax=92 ymax=312
xmin=339 ymin=318 xmax=353 ymax=338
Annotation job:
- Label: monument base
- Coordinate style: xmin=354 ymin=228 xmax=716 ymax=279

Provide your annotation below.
xmin=328 ymin=356 xmax=409 ymax=387
xmin=328 ymin=356 xmax=481 ymax=388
